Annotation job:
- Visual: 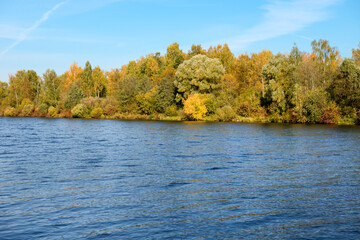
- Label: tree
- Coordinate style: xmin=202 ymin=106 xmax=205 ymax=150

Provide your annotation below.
xmin=64 ymin=84 xmax=85 ymax=109
xmin=183 ymin=93 xmax=207 ymax=120
xmin=118 ymin=75 xmax=137 ymax=107
xmin=165 ymin=42 xmax=185 ymax=69
xmin=330 ymin=58 xmax=360 ymax=108
xmin=64 ymin=62 xmax=82 ymax=91
xmin=92 ymin=66 xmax=106 ymax=97
xmin=155 ymin=69 xmax=176 ymax=113
xmin=207 ymin=44 xmax=234 ymax=73
xmin=0 ymin=81 xmax=8 ymax=105
xmin=7 ymin=70 xmax=32 ymax=107
xmin=81 ymin=61 xmax=93 ymax=97
xmin=26 ymin=70 xmax=41 ymax=105
xmin=42 ymin=69 xmax=60 ymax=106
xmin=188 ymin=44 xmax=206 ymax=58
xmin=352 ymin=42 xmax=360 ymax=65
xmin=174 ymin=54 xmax=225 ymax=102
xmin=311 ymin=39 xmax=341 ymax=86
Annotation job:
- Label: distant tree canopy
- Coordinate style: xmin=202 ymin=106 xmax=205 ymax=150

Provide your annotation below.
xmin=1 ymin=40 xmax=359 ymax=124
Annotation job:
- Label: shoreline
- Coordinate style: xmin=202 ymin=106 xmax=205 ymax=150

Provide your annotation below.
xmin=1 ymin=114 xmax=357 ymax=126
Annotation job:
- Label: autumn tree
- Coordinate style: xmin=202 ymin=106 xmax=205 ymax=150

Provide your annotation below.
xmin=207 ymin=44 xmax=234 ymax=73
xmin=7 ymin=70 xmax=32 ymax=107
xmin=311 ymin=39 xmax=341 ymax=86
xmin=330 ymin=58 xmax=360 ymax=108
xmin=0 ymin=81 xmax=8 ymax=106
xmin=174 ymin=54 xmax=225 ymax=102
xmin=42 ymin=69 xmax=60 ymax=106
xmin=352 ymin=42 xmax=360 ymax=65
xmin=155 ymin=68 xmax=176 ymax=113
xmin=81 ymin=61 xmax=93 ymax=97
xmin=188 ymin=44 xmax=207 ymax=58
xmin=183 ymin=93 xmax=207 ymax=120
xmin=165 ymin=42 xmax=185 ymax=69
xmin=92 ymin=66 xmax=106 ymax=97
xmin=65 ymin=62 xmax=82 ymax=91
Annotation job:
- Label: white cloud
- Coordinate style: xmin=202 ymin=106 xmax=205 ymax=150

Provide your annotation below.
xmin=0 ymin=0 xmax=68 ymax=57
xmin=224 ymin=0 xmax=340 ymax=51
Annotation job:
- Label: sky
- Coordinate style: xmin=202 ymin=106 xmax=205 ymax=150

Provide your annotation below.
xmin=0 ymin=0 xmax=359 ymax=82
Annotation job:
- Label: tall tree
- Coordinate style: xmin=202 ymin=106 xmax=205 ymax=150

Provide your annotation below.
xmin=92 ymin=66 xmax=107 ymax=97
xmin=174 ymin=54 xmax=225 ymax=102
xmin=81 ymin=61 xmax=93 ymax=97
xmin=43 ymin=69 xmax=60 ymax=106
xmin=352 ymin=42 xmax=360 ymax=65
xmin=165 ymin=42 xmax=185 ymax=69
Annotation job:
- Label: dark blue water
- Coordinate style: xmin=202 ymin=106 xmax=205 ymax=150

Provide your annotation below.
xmin=0 ymin=117 xmax=360 ymax=239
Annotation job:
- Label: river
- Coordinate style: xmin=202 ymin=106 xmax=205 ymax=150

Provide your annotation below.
xmin=0 ymin=117 xmax=360 ymax=239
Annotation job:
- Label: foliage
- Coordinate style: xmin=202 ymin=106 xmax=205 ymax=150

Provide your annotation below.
xmin=175 ymin=54 xmax=225 ymax=102
xmin=48 ymin=106 xmax=58 ymax=117
xmin=64 ymin=84 xmax=85 ymax=109
xmin=90 ymin=107 xmax=103 ymax=118
xmin=4 ymin=107 xmax=16 ymax=117
xmin=215 ymin=105 xmax=236 ymax=121
xmin=22 ymin=104 xmax=35 ymax=116
xmin=183 ymin=93 xmax=207 ymax=120
xmin=71 ymin=104 xmax=88 ymax=118
xmin=1 ymin=40 xmax=359 ymax=124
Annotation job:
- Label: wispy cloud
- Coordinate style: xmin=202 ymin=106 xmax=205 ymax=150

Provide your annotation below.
xmin=0 ymin=0 xmax=67 ymax=56
xmin=224 ymin=0 xmax=340 ymax=51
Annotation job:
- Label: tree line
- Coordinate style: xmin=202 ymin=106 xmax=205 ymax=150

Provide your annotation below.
xmin=1 ymin=40 xmax=360 ymax=124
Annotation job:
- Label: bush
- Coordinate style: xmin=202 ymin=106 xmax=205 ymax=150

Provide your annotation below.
xmin=321 ymin=102 xmax=339 ymax=124
xmin=215 ymin=105 xmax=236 ymax=121
xmin=104 ymin=104 xmax=117 ymax=116
xmin=4 ymin=107 xmax=16 ymax=117
xmin=71 ymin=104 xmax=88 ymax=118
xmin=20 ymin=98 xmax=33 ymax=109
xmin=48 ymin=106 xmax=58 ymax=117
xmin=38 ymin=103 xmax=49 ymax=114
xmin=22 ymin=104 xmax=35 ymax=116
xmin=183 ymin=93 xmax=207 ymax=120
xmin=90 ymin=107 xmax=103 ymax=118
xmin=165 ymin=105 xmax=178 ymax=116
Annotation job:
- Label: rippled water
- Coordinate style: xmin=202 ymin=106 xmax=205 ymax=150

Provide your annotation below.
xmin=1 ymin=117 xmax=360 ymax=239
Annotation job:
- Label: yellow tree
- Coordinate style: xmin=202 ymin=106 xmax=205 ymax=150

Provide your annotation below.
xmin=183 ymin=93 xmax=207 ymax=120
xmin=92 ymin=66 xmax=107 ymax=97
xmin=64 ymin=62 xmax=82 ymax=91
xmin=352 ymin=42 xmax=360 ymax=64
xmin=207 ymin=43 xmax=235 ymax=74
xmin=248 ymin=50 xmax=272 ymax=93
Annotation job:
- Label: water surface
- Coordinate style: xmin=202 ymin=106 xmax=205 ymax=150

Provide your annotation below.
xmin=1 ymin=117 xmax=360 ymax=239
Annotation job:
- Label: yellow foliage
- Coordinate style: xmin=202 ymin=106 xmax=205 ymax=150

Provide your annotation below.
xmin=64 ymin=62 xmax=82 ymax=91
xmin=183 ymin=93 xmax=207 ymax=120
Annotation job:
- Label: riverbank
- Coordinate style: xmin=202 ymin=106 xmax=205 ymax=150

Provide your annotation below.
xmin=1 ymin=107 xmax=358 ymax=125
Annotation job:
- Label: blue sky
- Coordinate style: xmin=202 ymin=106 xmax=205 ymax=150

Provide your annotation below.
xmin=0 ymin=0 xmax=359 ymax=82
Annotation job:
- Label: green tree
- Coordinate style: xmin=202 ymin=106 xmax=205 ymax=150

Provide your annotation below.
xmin=330 ymin=58 xmax=360 ymax=108
xmin=81 ymin=61 xmax=93 ymax=97
xmin=64 ymin=84 xmax=85 ymax=109
xmin=42 ymin=69 xmax=60 ymax=106
xmin=155 ymin=71 xmax=176 ymax=113
xmin=118 ymin=75 xmax=137 ymax=107
xmin=165 ymin=42 xmax=185 ymax=69
xmin=174 ymin=54 xmax=225 ymax=102
xmin=207 ymin=44 xmax=234 ymax=73
xmin=0 ymin=81 xmax=8 ymax=105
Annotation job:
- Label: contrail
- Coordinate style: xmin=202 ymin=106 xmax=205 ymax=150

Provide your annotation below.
xmin=0 ymin=0 xmax=67 ymax=56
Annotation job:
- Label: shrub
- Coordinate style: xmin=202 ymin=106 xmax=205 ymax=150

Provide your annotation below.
xmin=71 ymin=104 xmax=88 ymax=118
xmin=90 ymin=107 xmax=103 ymax=118
xmin=104 ymin=104 xmax=117 ymax=116
xmin=20 ymin=98 xmax=33 ymax=109
xmin=4 ymin=107 xmax=16 ymax=117
xmin=183 ymin=93 xmax=207 ymax=120
xmin=215 ymin=105 xmax=236 ymax=121
xmin=38 ymin=103 xmax=49 ymax=114
xmin=22 ymin=104 xmax=35 ymax=116
xmin=165 ymin=105 xmax=178 ymax=116
xmin=48 ymin=106 xmax=58 ymax=117
xmin=321 ymin=102 xmax=339 ymax=124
